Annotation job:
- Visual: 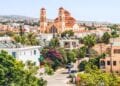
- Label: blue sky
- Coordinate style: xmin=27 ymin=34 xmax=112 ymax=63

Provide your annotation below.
xmin=0 ymin=0 xmax=120 ymax=23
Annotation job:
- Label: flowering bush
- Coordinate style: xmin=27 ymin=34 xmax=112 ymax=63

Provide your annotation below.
xmin=41 ymin=48 xmax=63 ymax=70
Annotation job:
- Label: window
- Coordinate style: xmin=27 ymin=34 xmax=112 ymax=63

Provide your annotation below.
xmin=113 ymin=61 xmax=116 ymax=66
xmin=100 ymin=61 xmax=105 ymax=69
xmin=114 ymin=49 xmax=120 ymax=54
xmin=64 ymin=42 xmax=70 ymax=48
xmin=12 ymin=52 xmax=16 ymax=58
xmin=72 ymin=42 xmax=76 ymax=47
xmin=107 ymin=61 xmax=110 ymax=65
xmin=100 ymin=61 xmax=105 ymax=66
xmin=34 ymin=50 xmax=36 ymax=55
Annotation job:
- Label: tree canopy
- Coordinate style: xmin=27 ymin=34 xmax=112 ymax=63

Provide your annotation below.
xmin=49 ymin=37 xmax=60 ymax=48
xmin=101 ymin=32 xmax=111 ymax=44
xmin=83 ymin=35 xmax=96 ymax=48
xmin=0 ymin=50 xmax=47 ymax=86
xmin=77 ymin=64 xmax=120 ymax=86
xmin=61 ymin=30 xmax=74 ymax=37
xmin=83 ymin=35 xmax=96 ymax=57
xmin=13 ymin=32 xmax=39 ymax=45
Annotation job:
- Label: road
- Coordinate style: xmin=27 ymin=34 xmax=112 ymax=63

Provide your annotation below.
xmin=42 ymin=68 xmax=75 ymax=86
xmin=39 ymin=58 xmax=89 ymax=86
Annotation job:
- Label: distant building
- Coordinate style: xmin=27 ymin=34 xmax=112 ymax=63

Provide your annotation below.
xmin=0 ymin=36 xmax=41 ymax=66
xmin=39 ymin=7 xmax=111 ymax=35
xmin=39 ymin=7 xmax=78 ymax=33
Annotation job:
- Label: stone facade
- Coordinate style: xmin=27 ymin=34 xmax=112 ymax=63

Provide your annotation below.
xmin=39 ymin=7 xmax=76 ymax=33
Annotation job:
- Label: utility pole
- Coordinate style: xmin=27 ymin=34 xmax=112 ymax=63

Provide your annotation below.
xmin=110 ymin=42 xmax=113 ymax=73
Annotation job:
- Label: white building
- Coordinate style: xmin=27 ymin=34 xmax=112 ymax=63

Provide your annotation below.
xmin=59 ymin=38 xmax=79 ymax=50
xmin=74 ymin=28 xmax=111 ymax=38
xmin=36 ymin=33 xmax=54 ymax=46
xmin=0 ymin=36 xmax=41 ymax=66
xmin=37 ymin=33 xmax=53 ymax=41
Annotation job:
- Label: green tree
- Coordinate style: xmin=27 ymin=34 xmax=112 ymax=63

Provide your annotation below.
xmin=102 ymin=32 xmax=111 ymax=44
xmin=58 ymin=48 xmax=68 ymax=64
xmin=67 ymin=50 xmax=77 ymax=63
xmin=61 ymin=30 xmax=74 ymax=37
xmin=78 ymin=53 xmax=106 ymax=71
xmin=77 ymin=64 xmax=120 ymax=86
xmin=13 ymin=32 xmax=39 ymax=46
xmin=27 ymin=32 xmax=39 ymax=45
xmin=109 ymin=24 xmax=119 ymax=31
xmin=6 ymin=31 xmax=15 ymax=37
xmin=83 ymin=35 xmax=96 ymax=57
xmin=86 ymin=26 xmax=96 ymax=30
xmin=111 ymin=31 xmax=119 ymax=38
xmin=78 ymin=46 xmax=86 ymax=59
xmin=44 ymin=64 xmax=54 ymax=75
xmin=0 ymin=50 xmax=47 ymax=86
xmin=21 ymin=35 xmax=28 ymax=45
xmin=49 ymin=37 xmax=59 ymax=48
xmin=78 ymin=60 xmax=88 ymax=71
xmin=13 ymin=35 xmax=21 ymax=43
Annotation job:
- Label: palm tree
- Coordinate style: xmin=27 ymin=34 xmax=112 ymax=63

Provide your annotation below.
xmin=27 ymin=33 xmax=39 ymax=45
xmin=21 ymin=35 xmax=28 ymax=45
xmin=83 ymin=35 xmax=96 ymax=57
xmin=49 ymin=37 xmax=59 ymax=48
xmin=13 ymin=35 xmax=21 ymax=43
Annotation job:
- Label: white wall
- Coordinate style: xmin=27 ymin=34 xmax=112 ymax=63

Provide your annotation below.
xmin=37 ymin=33 xmax=53 ymax=41
xmin=0 ymin=46 xmax=41 ymax=66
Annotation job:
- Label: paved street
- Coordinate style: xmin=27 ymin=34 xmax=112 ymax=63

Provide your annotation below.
xmin=42 ymin=68 xmax=75 ymax=86
xmin=39 ymin=58 xmax=89 ymax=86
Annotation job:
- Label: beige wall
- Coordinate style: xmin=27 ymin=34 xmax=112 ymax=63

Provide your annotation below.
xmin=100 ymin=46 xmax=120 ymax=73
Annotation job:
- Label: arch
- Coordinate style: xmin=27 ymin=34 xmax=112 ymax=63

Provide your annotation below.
xmin=49 ymin=25 xmax=58 ymax=33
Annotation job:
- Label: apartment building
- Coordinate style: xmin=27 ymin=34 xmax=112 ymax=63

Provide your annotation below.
xmin=0 ymin=36 xmax=41 ymax=66
xmin=100 ymin=42 xmax=120 ymax=73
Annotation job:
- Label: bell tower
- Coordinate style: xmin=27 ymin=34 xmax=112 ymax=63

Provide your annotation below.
xmin=40 ymin=8 xmax=47 ymax=33
xmin=59 ymin=7 xmax=65 ymax=33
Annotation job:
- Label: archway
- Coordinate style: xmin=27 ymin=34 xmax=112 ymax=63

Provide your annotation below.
xmin=49 ymin=25 xmax=58 ymax=33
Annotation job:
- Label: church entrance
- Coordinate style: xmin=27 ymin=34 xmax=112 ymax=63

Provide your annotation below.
xmin=49 ymin=25 xmax=58 ymax=33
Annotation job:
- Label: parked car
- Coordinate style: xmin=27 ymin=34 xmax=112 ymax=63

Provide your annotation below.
xmin=65 ymin=63 xmax=73 ymax=69
xmin=70 ymin=70 xmax=77 ymax=73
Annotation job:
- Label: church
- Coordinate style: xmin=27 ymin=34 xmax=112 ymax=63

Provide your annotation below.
xmin=39 ymin=7 xmax=80 ymax=33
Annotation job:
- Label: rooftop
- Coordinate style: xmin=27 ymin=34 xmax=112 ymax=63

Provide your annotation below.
xmin=0 ymin=36 xmax=41 ymax=49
